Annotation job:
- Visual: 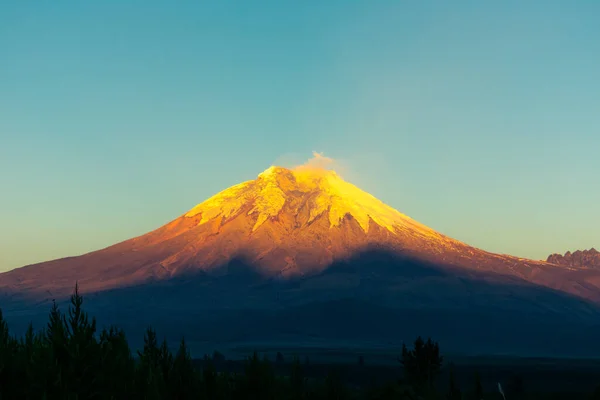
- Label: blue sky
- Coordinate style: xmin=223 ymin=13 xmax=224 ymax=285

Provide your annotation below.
xmin=1 ymin=1 xmax=599 ymax=271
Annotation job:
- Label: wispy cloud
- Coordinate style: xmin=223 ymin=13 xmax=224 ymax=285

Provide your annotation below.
xmin=294 ymin=151 xmax=335 ymax=170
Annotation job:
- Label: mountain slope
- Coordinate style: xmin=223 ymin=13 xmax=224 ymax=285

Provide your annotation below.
xmin=1 ymin=165 xmax=598 ymax=303
xmin=2 ymin=164 xmax=600 ymax=356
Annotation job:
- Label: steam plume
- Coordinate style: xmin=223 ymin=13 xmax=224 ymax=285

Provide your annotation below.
xmin=290 ymin=151 xmax=349 ymax=178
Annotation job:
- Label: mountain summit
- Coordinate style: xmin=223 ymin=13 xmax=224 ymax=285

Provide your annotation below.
xmin=186 ymin=165 xmax=438 ymax=236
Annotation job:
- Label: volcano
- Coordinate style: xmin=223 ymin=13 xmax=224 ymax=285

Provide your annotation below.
xmin=2 ymin=164 xmax=600 ymax=356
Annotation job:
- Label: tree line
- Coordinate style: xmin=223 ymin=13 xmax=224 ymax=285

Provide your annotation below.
xmin=0 ymin=284 xmax=588 ymax=399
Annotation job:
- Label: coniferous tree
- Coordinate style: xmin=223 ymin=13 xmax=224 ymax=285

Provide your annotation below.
xmin=169 ymin=337 xmax=197 ymax=399
xmin=137 ymin=326 xmax=165 ymax=399
xmin=0 ymin=308 xmax=19 ymax=399
xmin=0 ymin=308 xmax=10 ymax=377
xmin=62 ymin=283 xmax=102 ymax=398
xmin=213 ymin=350 xmax=226 ymax=364
xmin=289 ymin=356 xmax=306 ymax=400
xmin=324 ymin=369 xmax=348 ymax=400
xmin=237 ymin=351 xmax=275 ymax=400
xmin=473 ymin=372 xmax=483 ymax=400
xmin=358 ymin=355 xmax=365 ymax=367
xmin=507 ymin=374 xmax=524 ymax=399
xmin=99 ymin=326 xmax=135 ymax=398
xmin=159 ymin=338 xmax=174 ymax=388
xmin=19 ymin=323 xmax=49 ymax=398
xmin=446 ymin=364 xmax=462 ymax=400
xmin=276 ymin=351 xmax=285 ymax=364
xmin=46 ymin=299 xmax=69 ymax=398
xmin=400 ymin=336 xmax=443 ymax=394
xmin=202 ymin=354 xmax=219 ymax=399
xmin=0 ymin=307 xmax=10 ymax=357
xmin=591 ymin=385 xmax=600 ymax=400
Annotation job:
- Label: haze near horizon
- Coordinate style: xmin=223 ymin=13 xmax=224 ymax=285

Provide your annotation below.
xmin=1 ymin=1 xmax=599 ymax=272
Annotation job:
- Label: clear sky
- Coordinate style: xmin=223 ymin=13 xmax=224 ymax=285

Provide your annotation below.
xmin=1 ymin=1 xmax=599 ymax=272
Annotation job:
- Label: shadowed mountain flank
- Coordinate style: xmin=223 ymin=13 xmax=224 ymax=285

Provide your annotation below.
xmin=3 ymin=249 xmax=600 ymax=357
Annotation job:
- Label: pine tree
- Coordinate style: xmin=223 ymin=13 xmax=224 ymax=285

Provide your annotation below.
xmin=358 ymin=355 xmax=365 ymax=367
xmin=18 ymin=323 xmax=49 ymax=398
xmin=238 ymin=351 xmax=275 ymax=400
xmin=62 ymin=283 xmax=101 ymax=398
xmin=0 ymin=308 xmax=11 ymax=378
xmin=276 ymin=351 xmax=285 ymax=364
xmin=170 ymin=337 xmax=197 ymax=399
xmin=289 ymin=356 xmax=305 ymax=400
xmin=473 ymin=372 xmax=483 ymax=400
xmin=446 ymin=364 xmax=462 ymax=400
xmin=159 ymin=338 xmax=174 ymax=388
xmin=507 ymin=374 xmax=524 ymax=398
xmin=136 ymin=327 xmax=165 ymax=399
xmin=0 ymin=308 xmax=20 ymax=398
xmin=324 ymin=369 xmax=348 ymax=400
xmin=213 ymin=350 xmax=226 ymax=364
xmin=400 ymin=336 xmax=443 ymax=394
xmin=45 ymin=299 xmax=69 ymax=398
xmin=99 ymin=326 xmax=135 ymax=398
xmin=591 ymin=385 xmax=600 ymax=400
xmin=202 ymin=354 xmax=219 ymax=399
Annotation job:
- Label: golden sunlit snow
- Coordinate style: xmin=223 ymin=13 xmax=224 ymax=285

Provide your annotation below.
xmin=184 ymin=164 xmax=445 ymax=240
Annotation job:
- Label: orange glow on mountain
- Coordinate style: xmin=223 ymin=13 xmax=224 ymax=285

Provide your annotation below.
xmin=2 ymin=152 xmax=592 ymax=305
xmin=184 ymin=158 xmax=446 ymax=241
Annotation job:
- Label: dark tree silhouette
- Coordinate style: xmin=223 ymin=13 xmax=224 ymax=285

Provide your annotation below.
xmin=169 ymin=337 xmax=197 ymax=399
xmin=358 ymin=355 xmax=365 ymax=367
xmin=473 ymin=371 xmax=483 ymax=400
xmin=202 ymin=354 xmax=219 ymax=399
xmin=46 ymin=299 xmax=69 ymax=397
xmin=159 ymin=337 xmax=174 ymax=388
xmin=591 ymin=385 xmax=600 ymax=400
xmin=324 ymin=369 xmax=349 ymax=400
xmin=136 ymin=326 xmax=166 ymax=399
xmin=237 ymin=351 xmax=276 ymax=400
xmin=276 ymin=351 xmax=285 ymax=364
xmin=446 ymin=363 xmax=462 ymax=400
xmin=213 ymin=350 xmax=226 ymax=364
xmin=99 ymin=326 xmax=135 ymax=397
xmin=0 ymin=309 xmax=19 ymax=398
xmin=62 ymin=283 xmax=101 ymax=398
xmin=400 ymin=336 xmax=443 ymax=393
xmin=507 ymin=374 xmax=525 ymax=398
xmin=289 ymin=356 xmax=306 ymax=400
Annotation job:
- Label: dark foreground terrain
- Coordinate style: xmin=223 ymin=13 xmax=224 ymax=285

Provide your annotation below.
xmin=2 ymin=286 xmax=600 ymax=399
xmin=196 ymin=351 xmax=600 ymax=399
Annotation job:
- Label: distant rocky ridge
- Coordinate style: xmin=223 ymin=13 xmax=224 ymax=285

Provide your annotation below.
xmin=547 ymin=248 xmax=600 ymax=269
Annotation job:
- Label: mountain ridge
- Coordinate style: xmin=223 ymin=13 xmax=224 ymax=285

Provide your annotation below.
xmin=547 ymin=248 xmax=600 ymax=269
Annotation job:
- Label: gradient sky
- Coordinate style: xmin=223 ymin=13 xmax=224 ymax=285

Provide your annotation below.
xmin=1 ymin=1 xmax=599 ymax=272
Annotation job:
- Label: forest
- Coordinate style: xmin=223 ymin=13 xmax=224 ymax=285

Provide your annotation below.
xmin=1 ymin=285 xmax=600 ymax=399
